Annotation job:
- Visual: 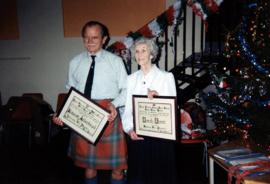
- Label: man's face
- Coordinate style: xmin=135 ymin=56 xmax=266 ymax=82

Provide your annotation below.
xmin=83 ymin=25 xmax=107 ymax=54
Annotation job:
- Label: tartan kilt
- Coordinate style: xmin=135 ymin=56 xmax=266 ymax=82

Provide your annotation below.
xmin=67 ymin=100 xmax=128 ymax=170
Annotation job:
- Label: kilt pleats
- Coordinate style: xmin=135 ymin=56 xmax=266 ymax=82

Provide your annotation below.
xmin=68 ymin=100 xmax=127 ymax=170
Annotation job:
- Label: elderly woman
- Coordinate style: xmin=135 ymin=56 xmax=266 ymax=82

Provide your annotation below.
xmin=122 ymin=37 xmax=178 ymax=184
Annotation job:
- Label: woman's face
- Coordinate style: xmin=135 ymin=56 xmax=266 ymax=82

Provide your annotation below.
xmin=134 ymin=43 xmax=152 ymax=67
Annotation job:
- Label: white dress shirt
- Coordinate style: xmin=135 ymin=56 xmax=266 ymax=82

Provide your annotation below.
xmin=66 ymin=49 xmax=127 ymax=107
xmin=122 ymin=65 xmax=177 ymax=133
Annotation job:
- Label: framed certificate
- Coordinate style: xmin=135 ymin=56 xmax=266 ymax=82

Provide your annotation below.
xmin=57 ymin=87 xmax=110 ymax=144
xmin=132 ymin=95 xmax=177 ymax=140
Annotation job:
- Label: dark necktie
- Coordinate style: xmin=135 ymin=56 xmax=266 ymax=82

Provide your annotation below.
xmin=84 ymin=55 xmax=96 ymax=99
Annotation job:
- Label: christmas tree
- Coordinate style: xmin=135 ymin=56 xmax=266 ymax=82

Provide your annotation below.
xmin=204 ymin=0 xmax=270 ymax=153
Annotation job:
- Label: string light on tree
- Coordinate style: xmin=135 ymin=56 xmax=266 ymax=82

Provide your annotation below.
xmin=203 ymin=0 xmax=270 ymax=153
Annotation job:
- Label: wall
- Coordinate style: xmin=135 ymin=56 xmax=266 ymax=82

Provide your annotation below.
xmin=0 ymin=0 xmax=202 ymax=110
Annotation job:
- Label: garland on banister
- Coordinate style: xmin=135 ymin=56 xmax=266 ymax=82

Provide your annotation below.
xmin=107 ymin=1 xmax=182 ymax=54
xmin=107 ymin=0 xmax=223 ymax=55
xmin=187 ymin=0 xmax=223 ymax=21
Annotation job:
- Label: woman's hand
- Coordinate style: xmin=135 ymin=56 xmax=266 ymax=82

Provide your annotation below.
xmin=52 ymin=114 xmax=64 ymax=126
xmin=128 ymin=130 xmax=144 ymax=140
xmin=147 ymin=88 xmax=159 ymax=99
xmin=107 ymin=102 xmax=117 ymax=122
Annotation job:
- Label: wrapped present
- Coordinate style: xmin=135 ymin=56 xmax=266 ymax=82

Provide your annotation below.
xmin=181 ymin=102 xmax=207 ymax=139
xmin=181 ymin=109 xmax=193 ymax=139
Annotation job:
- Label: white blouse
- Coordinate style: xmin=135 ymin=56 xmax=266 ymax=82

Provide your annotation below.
xmin=122 ymin=65 xmax=177 ymax=133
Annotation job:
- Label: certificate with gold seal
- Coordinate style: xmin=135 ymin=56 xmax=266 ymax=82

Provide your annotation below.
xmin=132 ymin=95 xmax=177 ymax=140
xmin=57 ymin=87 xmax=109 ymax=144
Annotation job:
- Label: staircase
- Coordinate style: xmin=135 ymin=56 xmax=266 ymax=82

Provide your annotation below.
xmin=112 ymin=1 xmax=229 ymax=107
xmin=170 ymin=53 xmax=226 ymax=106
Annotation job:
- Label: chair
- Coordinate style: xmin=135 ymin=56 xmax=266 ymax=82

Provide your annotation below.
xmin=0 ymin=92 xmax=2 ymax=121
xmin=56 ymin=93 xmax=68 ymax=113
xmin=0 ymin=91 xmax=2 ymax=106
xmin=23 ymin=93 xmax=56 ymax=145
xmin=178 ymin=102 xmax=208 ymax=181
xmin=2 ymin=93 xmax=51 ymax=148
xmin=22 ymin=93 xmax=43 ymax=101
xmin=2 ymin=96 xmax=34 ymax=148
xmin=0 ymin=92 xmax=3 ymax=143
xmin=48 ymin=93 xmax=68 ymax=142
xmin=179 ymin=139 xmax=209 ymax=178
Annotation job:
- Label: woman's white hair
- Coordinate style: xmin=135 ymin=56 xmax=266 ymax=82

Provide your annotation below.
xmin=131 ymin=37 xmax=159 ymax=62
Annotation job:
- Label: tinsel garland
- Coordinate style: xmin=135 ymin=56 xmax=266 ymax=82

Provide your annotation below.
xmin=237 ymin=19 xmax=270 ymax=75
xmin=217 ymin=1 xmax=270 ymax=107
xmin=187 ymin=0 xmax=223 ymax=29
xmin=187 ymin=0 xmax=223 ymax=20
xmin=107 ymin=0 xmax=223 ymax=55
xmin=203 ymin=92 xmax=251 ymax=125
xmin=210 ymin=69 xmax=270 ymax=107
xmin=204 ymin=1 xmax=270 ymax=152
xmin=236 ymin=2 xmax=270 ymax=75
xmin=107 ymin=1 xmax=182 ymax=55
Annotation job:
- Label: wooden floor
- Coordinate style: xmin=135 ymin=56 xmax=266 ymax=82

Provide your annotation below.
xmin=0 ymin=128 xmax=210 ymax=184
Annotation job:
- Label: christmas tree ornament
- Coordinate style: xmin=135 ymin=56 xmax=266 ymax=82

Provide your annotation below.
xmin=207 ymin=110 xmax=213 ymax=117
xmin=218 ymin=77 xmax=229 ymax=89
xmin=195 ymin=98 xmax=201 ymax=103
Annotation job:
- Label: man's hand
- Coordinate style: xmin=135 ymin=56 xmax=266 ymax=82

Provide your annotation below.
xmin=52 ymin=114 xmax=64 ymax=126
xmin=128 ymin=130 xmax=144 ymax=140
xmin=147 ymin=88 xmax=159 ymax=99
xmin=107 ymin=102 xmax=117 ymax=122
